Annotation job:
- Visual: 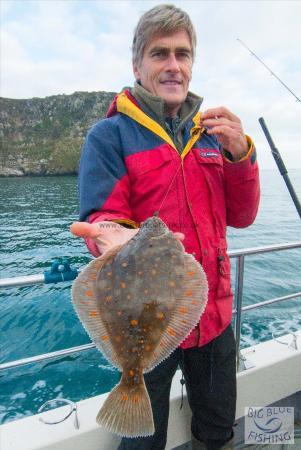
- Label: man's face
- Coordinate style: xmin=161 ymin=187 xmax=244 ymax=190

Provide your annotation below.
xmin=133 ymin=29 xmax=193 ymax=116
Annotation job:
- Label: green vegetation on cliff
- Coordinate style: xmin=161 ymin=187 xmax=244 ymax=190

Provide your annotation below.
xmin=0 ymin=91 xmax=115 ymax=176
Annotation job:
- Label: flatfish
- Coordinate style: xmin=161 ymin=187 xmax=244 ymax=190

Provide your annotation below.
xmin=71 ymin=216 xmax=208 ymax=437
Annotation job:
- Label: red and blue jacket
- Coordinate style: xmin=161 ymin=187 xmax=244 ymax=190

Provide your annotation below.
xmin=79 ymin=90 xmax=260 ymax=348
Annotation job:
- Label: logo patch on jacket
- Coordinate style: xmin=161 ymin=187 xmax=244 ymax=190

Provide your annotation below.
xmin=200 ymin=151 xmax=219 ymax=158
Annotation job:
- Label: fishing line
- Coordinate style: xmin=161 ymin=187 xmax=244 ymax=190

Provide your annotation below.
xmin=156 ymin=159 xmax=183 ymax=216
xmin=237 ymin=38 xmax=300 ymax=103
xmin=237 ymin=39 xmax=301 ymax=218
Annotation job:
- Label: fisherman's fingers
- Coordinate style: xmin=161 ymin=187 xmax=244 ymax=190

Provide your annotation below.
xmin=206 ymin=125 xmax=248 ymax=156
xmin=201 ymin=117 xmax=242 ymax=131
xmin=70 ymin=221 xmax=138 ymax=250
xmin=95 ymin=227 xmax=138 ymax=254
xmin=70 ymin=221 xmax=110 ymax=239
xmin=173 ymin=232 xmax=185 ymax=242
xmin=201 ymin=106 xmax=241 ymax=123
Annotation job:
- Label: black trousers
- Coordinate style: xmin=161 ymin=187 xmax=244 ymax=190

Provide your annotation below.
xmin=118 ymin=325 xmax=237 ymax=450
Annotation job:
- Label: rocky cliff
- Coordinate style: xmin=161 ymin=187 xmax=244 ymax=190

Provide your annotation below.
xmin=0 ymin=91 xmax=116 ymax=176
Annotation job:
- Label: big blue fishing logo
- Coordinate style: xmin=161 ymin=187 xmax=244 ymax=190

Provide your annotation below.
xmin=244 ymin=407 xmax=294 ymax=444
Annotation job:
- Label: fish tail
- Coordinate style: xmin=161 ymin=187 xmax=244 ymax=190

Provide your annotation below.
xmin=96 ymin=373 xmax=154 ymax=437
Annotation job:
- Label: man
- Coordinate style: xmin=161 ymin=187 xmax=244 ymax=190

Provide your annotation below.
xmin=75 ymin=4 xmax=260 ymax=449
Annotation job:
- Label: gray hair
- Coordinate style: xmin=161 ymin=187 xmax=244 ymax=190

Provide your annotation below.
xmin=132 ymin=4 xmax=197 ymax=66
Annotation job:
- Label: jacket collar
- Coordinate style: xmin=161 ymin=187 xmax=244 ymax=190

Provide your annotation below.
xmin=132 ymin=81 xmax=203 ymax=130
xmin=115 ymin=89 xmax=205 ymax=159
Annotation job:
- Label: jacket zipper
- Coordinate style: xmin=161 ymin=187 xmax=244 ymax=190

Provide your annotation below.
xmin=180 ymin=159 xmax=204 ymax=347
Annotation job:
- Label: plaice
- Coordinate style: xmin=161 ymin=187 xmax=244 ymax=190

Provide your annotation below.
xmin=71 ymin=216 xmax=208 ymax=437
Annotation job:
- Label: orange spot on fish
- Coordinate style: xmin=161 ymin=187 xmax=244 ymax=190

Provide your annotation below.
xmin=120 ymin=282 xmax=126 ymax=288
xmin=182 ymin=320 xmax=187 ymax=324
xmin=191 ymin=300 xmax=198 ymax=305
xmin=132 ymin=395 xmax=139 ymax=403
xmin=88 ymin=274 xmax=97 ymax=281
xmin=130 ymin=319 xmax=138 ymax=326
xmin=128 ymin=369 xmax=135 ymax=377
xmin=121 ymin=394 xmax=128 ymax=401
xmin=167 ymin=327 xmax=176 ymax=337
xmin=156 ymin=312 xmax=165 ymax=320
xmin=145 ymin=344 xmax=152 ymax=351
xmin=187 ymin=271 xmax=195 ymax=277
xmin=101 ymin=335 xmax=109 ymax=340
xmin=85 ymin=290 xmax=94 ymax=297
xmin=178 ymin=306 xmax=188 ymax=314
xmin=185 ymin=290 xmax=193 ymax=296
xmin=105 ymin=295 xmax=113 ymax=302
xmin=89 ymin=310 xmax=98 ymax=317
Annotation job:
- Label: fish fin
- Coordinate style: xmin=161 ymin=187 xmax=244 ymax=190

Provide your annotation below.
xmin=71 ymin=245 xmax=124 ymax=370
xmin=96 ymin=374 xmax=154 ymax=437
xmin=145 ymin=253 xmax=208 ymax=372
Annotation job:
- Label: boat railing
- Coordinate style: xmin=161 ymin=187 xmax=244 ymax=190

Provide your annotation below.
xmin=0 ymin=241 xmax=300 ymax=372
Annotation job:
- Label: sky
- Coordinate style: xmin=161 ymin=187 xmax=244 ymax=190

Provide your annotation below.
xmin=1 ymin=0 xmax=301 ymax=169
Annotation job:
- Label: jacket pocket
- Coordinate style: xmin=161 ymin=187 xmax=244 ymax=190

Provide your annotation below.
xmin=126 ymin=146 xmax=177 ymax=220
xmin=127 ymin=146 xmax=174 ymax=179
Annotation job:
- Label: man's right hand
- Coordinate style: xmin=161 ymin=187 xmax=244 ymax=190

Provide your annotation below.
xmin=70 ymin=221 xmax=139 ymax=255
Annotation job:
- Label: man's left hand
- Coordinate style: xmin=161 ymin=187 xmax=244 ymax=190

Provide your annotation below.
xmin=200 ymin=107 xmax=248 ymax=162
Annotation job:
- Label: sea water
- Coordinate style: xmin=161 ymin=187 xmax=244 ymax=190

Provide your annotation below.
xmin=0 ymin=170 xmax=300 ymax=424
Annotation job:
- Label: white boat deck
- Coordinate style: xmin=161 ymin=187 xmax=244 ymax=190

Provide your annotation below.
xmin=1 ymin=330 xmax=301 ymax=450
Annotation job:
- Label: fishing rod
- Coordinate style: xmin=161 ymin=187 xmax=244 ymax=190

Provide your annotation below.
xmin=237 ymin=38 xmax=301 ymax=104
xmin=259 ymin=117 xmax=301 ymax=220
